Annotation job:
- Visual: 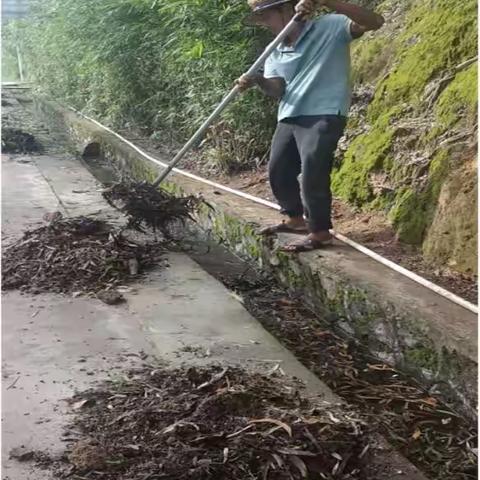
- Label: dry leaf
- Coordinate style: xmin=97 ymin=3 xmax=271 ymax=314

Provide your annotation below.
xmin=72 ymin=399 xmax=96 ymax=410
xmin=197 ymin=368 xmax=228 ymax=390
xmin=277 ymin=298 xmax=295 ymax=306
xmin=249 ymin=418 xmax=292 ymax=437
xmin=421 ymin=397 xmax=438 ymax=407
xmin=412 ymin=428 xmax=422 ymax=440
xmin=271 ymin=453 xmax=284 ymax=468
xmin=327 ymin=411 xmax=341 ymax=424
xmin=367 ymin=364 xmax=395 ymax=371
xmin=358 ymin=444 xmax=370 ymax=459
xmin=289 ymin=455 xmax=308 ymax=477
xmin=277 ymin=449 xmax=316 ymax=457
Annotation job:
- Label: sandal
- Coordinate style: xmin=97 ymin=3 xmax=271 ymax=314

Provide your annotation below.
xmin=259 ymin=221 xmax=308 ymax=235
xmin=279 ymin=236 xmax=333 ymax=253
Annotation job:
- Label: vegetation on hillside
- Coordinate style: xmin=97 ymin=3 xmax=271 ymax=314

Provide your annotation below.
xmin=4 ymin=0 xmax=277 ymax=169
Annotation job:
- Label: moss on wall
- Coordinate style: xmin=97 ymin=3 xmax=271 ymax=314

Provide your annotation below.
xmin=333 ymin=110 xmax=397 ymax=205
xmin=434 ymin=63 xmax=478 ymax=132
xmin=388 ymin=149 xmax=450 ymax=243
xmin=368 ymin=0 xmax=476 ymax=117
xmin=334 ymin=0 xmax=477 ymax=270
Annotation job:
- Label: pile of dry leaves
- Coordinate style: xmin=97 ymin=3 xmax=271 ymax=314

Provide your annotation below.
xmin=1 ymin=127 xmax=40 ymax=153
xmin=102 ymin=181 xmax=202 ymax=236
xmin=2 ymin=216 xmax=164 ymax=295
xmin=59 ymin=366 xmax=373 ymax=479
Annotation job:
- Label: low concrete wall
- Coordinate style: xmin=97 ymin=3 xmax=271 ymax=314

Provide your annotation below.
xmin=35 ymin=97 xmax=478 ymax=419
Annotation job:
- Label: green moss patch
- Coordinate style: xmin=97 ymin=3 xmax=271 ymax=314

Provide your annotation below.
xmin=388 ymin=149 xmax=450 ymax=243
xmin=435 ymin=63 xmax=478 ymax=132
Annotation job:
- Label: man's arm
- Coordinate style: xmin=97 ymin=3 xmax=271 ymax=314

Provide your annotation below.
xmin=325 ymin=0 xmax=384 ymax=34
xmin=296 ymin=0 xmax=384 ymax=36
xmin=236 ymin=73 xmax=286 ymax=98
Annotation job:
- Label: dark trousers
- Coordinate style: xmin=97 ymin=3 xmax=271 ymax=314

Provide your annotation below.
xmin=268 ymin=115 xmax=346 ymax=233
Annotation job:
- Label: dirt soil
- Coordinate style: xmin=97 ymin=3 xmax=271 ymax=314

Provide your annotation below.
xmin=35 ymin=366 xmax=383 ymax=479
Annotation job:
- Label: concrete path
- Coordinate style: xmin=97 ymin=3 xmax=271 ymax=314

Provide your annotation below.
xmin=1 ymin=153 xmax=338 ymax=478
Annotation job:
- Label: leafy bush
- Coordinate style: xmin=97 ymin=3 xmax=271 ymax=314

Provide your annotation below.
xmin=2 ymin=22 xmax=23 ymax=82
xmin=15 ymin=0 xmax=278 ymax=172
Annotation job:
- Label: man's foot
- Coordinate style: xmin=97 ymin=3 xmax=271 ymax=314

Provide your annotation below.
xmin=259 ymin=218 xmax=308 ymax=235
xmin=280 ymin=232 xmax=333 ymax=252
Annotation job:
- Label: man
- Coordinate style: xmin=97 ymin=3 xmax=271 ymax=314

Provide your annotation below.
xmin=237 ymin=0 xmax=384 ymax=251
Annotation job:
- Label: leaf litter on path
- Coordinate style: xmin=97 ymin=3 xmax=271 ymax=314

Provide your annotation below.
xmin=230 ymin=281 xmax=478 ymax=480
xmin=1 ymin=127 xmax=41 ymax=153
xmin=47 ymin=366 xmax=382 ymax=479
xmin=2 ymin=183 xmax=202 ymax=297
xmin=1 ymin=215 xmax=165 ymax=296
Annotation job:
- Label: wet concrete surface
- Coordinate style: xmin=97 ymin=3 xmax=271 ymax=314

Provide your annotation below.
xmin=2 ymin=292 xmax=153 ymax=480
xmin=122 ymin=251 xmax=339 ymax=400
xmin=1 ymin=156 xmax=63 ymax=245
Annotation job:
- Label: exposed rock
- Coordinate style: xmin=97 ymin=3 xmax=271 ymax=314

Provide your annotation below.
xmin=423 ymin=151 xmax=477 ymax=274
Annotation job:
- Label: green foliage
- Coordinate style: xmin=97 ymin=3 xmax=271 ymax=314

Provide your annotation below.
xmin=2 ymin=22 xmax=23 ymax=81
xmin=16 ymin=0 xmax=277 ymax=171
xmin=8 ymin=0 xmax=478 ymax=264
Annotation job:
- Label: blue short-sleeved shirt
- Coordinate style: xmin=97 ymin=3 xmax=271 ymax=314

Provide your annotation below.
xmin=263 ymin=14 xmax=354 ymax=121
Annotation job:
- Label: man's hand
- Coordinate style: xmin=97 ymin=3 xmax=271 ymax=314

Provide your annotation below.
xmin=235 ymin=74 xmax=259 ymax=92
xmin=236 ymin=74 xmax=286 ymax=98
xmin=295 ymin=0 xmax=327 ymax=18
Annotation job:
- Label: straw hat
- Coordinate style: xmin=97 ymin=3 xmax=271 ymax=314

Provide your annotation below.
xmin=245 ymin=0 xmax=295 ymax=24
xmin=248 ymin=0 xmax=293 ymax=9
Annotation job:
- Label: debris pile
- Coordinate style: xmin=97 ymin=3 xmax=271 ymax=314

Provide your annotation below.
xmin=2 ymin=216 xmax=164 ymax=295
xmin=1 ymin=127 xmax=40 ymax=153
xmin=103 ymin=181 xmax=201 ymax=236
xmin=60 ymin=366 xmax=373 ymax=479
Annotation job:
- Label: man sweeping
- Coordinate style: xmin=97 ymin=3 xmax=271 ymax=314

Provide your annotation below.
xmin=237 ymin=0 xmax=384 ymax=252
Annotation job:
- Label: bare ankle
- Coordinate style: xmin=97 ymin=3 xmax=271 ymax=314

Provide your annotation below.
xmin=287 ymin=217 xmax=306 ymax=227
xmin=310 ymin=230 xmax=332 ymax=240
